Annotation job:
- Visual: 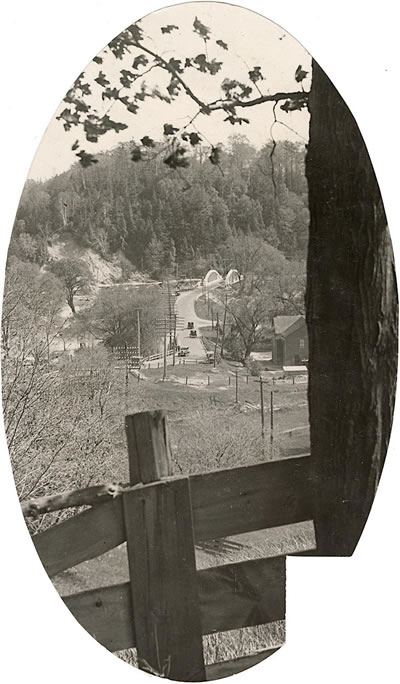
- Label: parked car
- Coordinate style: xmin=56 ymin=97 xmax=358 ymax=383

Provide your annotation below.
xmin=206 ymin=351 xmax=215 ymax=363
xmin=177 ymin=346 xmax=190 ymax=357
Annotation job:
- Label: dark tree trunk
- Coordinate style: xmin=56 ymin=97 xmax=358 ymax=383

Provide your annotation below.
xmin=306 ymin=60 xmax=398 ymax=555
xmin=67 ymin=294 xmax=76 ymax=314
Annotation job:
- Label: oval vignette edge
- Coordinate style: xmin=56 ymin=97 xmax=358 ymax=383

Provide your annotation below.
xmin=1 ymin=1 xmax=398 ymax=684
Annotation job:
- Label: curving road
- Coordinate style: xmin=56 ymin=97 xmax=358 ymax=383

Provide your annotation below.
xmin=175 ymin=288 xmax=212 ymax=357
xmin=144 ymin=281 xmax=222 ymax=368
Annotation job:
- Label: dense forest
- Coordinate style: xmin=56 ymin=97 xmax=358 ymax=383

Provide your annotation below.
xmin=11 ymin=136 xmax=308 ymax=278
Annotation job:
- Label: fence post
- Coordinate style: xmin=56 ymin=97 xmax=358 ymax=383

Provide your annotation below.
xmin=123 ymin=412 xmax=205 ymax=681
xmin=270 ymin=390 xmax=274 ymax=452
xmin=125 ymin=411 xmax=172 ymax=484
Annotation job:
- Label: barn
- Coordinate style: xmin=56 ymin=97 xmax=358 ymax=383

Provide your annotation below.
xmin=272 ymin=315 xmax=308 ymax=366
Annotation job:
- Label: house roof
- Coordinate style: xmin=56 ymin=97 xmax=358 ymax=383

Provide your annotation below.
xmin=273 ymin=315 xmax=306 ymax=337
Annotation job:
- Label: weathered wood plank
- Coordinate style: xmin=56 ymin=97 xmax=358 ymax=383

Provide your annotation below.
xmin=205 ymin=649 xmax=280 ymax=680
xmin=190 ymin=455 xmax=312 ymax=541
xmin=199 ymin=555 xmax=285 ymax=634
xmin=33 ymin=498 xmax=125 ymax=577
xmin=123 ymin=479 xmax=206 ymax=681
xmin=125 ymin=411 xmax=172 ymax=484
xmin=63 ymin=582 xmax=134 ymax=652
xmin=62 ymin=555 xmax=285 ymax=653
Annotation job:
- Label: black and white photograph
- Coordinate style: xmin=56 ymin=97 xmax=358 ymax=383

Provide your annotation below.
xmin=1 ymin=1 xmax=399 ymax=682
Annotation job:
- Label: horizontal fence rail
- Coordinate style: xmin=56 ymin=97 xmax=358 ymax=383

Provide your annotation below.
xmin=32 ymin=454 xmax=312 ymax=578
xmin=62 ymin=555 xmax=285 ymax=653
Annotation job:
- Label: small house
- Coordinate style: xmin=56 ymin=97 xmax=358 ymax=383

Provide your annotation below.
xmin=272 ymin=315 xmax=308 ymax=366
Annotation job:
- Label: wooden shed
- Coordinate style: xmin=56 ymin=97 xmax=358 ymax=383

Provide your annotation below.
xmin=272 ymin=315 xmax=308 ymax=366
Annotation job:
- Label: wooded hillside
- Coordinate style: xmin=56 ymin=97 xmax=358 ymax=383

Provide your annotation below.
xmin=11 ymin=136 xmax=308 ymax=278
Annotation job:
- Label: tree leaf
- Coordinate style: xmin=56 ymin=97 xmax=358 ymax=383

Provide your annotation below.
xmin=127 ymin=23 xmax=143 ymax=43
xmin=164 ymin=147 xmax=190 ymax=169
xmin=71 ymin=140 xmax=79 ymax=151
xmin=161 ymin=24 xmax=179 ymax=34
xmin=120 ymin=69 xmax=134 ymax=87
xmin=189 ymin=132 xmax=202 ymax=146
xmin=95 ymin=71 xmax=110 ymax=88
xmin=249 ymin=66 xmax=264 ymax=83
xmin=221 ymin=79 xmax=252 ymax=100
xmin=101 ymin=115 xmax=128 ymax=133
xmin=163 ymin=123 xmax=179 ymax=136
xmin=132 ymin=54 xmax=149 ymax=70
xmin=167 ymin=77 xmax=181 ymax=98
xmin=57 ymin=109 xmax=80 ymax=128
xmin=76 ymin=150 xmax=98 ymax=168
xmin=168 ymin=57 xmax=184 ymax=73
xmin=193 ymin=54 xmax=222 ymax=75
xmin=209 ymin=146 xmax=222 ymax=165
xmin=224 ymin=114 xmax=250 ymax=125
xmin=193 ymin=17 xmax=211 ymax=41
xmin=141 ymin=136 xmax=155 ymax=148
xmin=93 ymin=56 xmax=103 ymax=64
xmin=126 ymin=101 xmax=139 ymax=114
xmin=73 ymin=99 xmax=89 ymax=113
xmin=295 ymin=65 xmax=308 ymax=82
xmin=280 ymin=96 xmax=308 ymax=113
xmin=216 ymin=39 xmax=228 ymax=50
xmin=102 ymin=87 xmax=120 ymax=101
xmin=83 ymin=119 xmax=100 ymax=142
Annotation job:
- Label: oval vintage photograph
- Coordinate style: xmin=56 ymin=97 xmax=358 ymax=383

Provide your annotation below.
xmin=1 ymin=1 xmax=397 ymax=681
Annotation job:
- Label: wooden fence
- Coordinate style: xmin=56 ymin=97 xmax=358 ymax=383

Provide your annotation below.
xmin=25 ymin=410 xmax=313 ymax=681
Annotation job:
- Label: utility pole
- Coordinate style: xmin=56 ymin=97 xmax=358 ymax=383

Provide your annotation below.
xmin=163 ymin=316 xmax=167 ymax=381
xmin=254 ymin=377 xmax=275 ymax=452
xmin=255 ymin=376 xmax=266 ymax=439
xmin=235 ymin=370 xmax=239 ymax=404
xmin=125 ymin=350 xmax=129 ymax=414
xmin=136 ymin=308 xmax=141 ymax=361
xmin=259 ymin=377 xmax=265 ymax=438
xmin=270 ymin=390 xmax=274 ymax=453
xmin=172 ymin=313 xmax=177 ymax=367
xmin=211 ymin=307 xmax=214 ymax=330
xmin=220 ymin=290 xmax=228 ymax=359
xmin=167 ymin=279 xmax=173 ymax=347
xmin=214 ymin=312 xmax=219 ymax=368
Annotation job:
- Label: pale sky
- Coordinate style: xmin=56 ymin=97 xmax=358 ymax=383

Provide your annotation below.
xmin=28 ymin=1 xmax=311 ymax=180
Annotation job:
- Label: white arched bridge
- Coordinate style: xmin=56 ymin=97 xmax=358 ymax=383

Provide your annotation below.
xmin=202 ymin=268 xmax=241 ymax=287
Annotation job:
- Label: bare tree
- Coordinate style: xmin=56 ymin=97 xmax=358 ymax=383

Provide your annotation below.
xmin=49 ymin=258 xmax=92 ymax=314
